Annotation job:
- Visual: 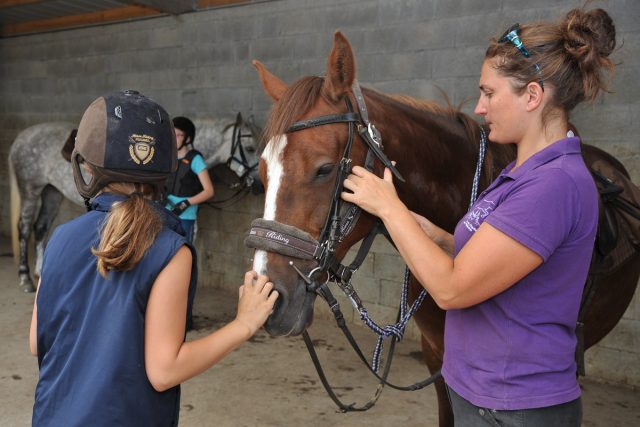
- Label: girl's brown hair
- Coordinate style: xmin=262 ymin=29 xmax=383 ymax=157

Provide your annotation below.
xmin=485 ymin=6 xmax=616 ymax=118
xmin=91 ymin=183 xmax=163 ymax=277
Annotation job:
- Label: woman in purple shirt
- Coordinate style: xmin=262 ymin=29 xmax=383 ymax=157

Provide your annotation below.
xmin=342 ymin=6 xmax=617 ymax=426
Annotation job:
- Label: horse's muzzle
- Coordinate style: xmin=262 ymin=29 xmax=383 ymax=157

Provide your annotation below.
xmin=264 ymin=277 xmax=316 ymax=336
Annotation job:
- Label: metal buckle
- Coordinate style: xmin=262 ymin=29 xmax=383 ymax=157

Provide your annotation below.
xmin=313 ymin=242 xmax=327 ymax=260
xmin=367 ymin=123 xmax=381 ymax=146
xmin=338 ymin=280 xmax=364 ymax=311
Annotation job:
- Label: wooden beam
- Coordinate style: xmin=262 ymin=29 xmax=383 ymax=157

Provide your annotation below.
xmin=197 ymin=0 xmax=251 ymax=9
xmin=0 ymin=0 xmax=44 ymax=8
xmin=118 ymin=0 xmax=195 ymax=15
xmin=0 ymin=5 xmax=161 ymax=37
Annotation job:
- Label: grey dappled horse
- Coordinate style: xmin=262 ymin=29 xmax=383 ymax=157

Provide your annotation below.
xmin=10 ymin=116 xmax=262 ymax=292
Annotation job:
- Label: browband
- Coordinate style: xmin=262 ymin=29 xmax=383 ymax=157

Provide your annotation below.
xmin=287 ymin=112 xmax=360 ymax=133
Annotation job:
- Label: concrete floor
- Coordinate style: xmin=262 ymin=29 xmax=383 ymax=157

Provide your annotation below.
xmin=2 ymin=237 xmax=639 ymax=426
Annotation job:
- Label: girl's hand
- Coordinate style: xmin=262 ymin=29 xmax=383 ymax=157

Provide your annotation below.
xmin=235 ymin=271 xmax=278 ymax=336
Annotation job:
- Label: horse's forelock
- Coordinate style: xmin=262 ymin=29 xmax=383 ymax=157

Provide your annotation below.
xmin=263 ymin=76 xmax=327 ymax=143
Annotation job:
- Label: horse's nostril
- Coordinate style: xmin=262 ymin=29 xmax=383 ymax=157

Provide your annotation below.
xmin=271 ymin=285 xmax=287 ymax=311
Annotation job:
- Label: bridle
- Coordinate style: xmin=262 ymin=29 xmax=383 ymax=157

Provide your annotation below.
xmin=227 ymin=112 xmax=260 ymax=181
xmin=204 ymin=113 xmax=262 ymax=209
xmin=245 ymin=80 xmax=445 ymax=411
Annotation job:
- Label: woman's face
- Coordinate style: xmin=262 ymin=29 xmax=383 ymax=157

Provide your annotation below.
xmin=474 ymin=59 xmax=529 ymax=144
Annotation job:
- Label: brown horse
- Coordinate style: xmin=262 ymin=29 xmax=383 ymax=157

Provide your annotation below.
xmin=249 ymin=32 xmax=639 ymax=426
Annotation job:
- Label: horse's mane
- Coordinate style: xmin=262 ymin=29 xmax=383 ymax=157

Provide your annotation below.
xmin=385 ymin=88 xmax=483 ymax=143
xmin=262 ymin=76 xmax=481 ymax=154
xmin=387 ymin=92 xmax=455 ymax=116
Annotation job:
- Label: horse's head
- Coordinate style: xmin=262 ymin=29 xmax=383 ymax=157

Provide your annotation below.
xmin=226 ymin=113 xmax=264 ymax=194
xmin=195 ymin=115 xmax=263 ymax=193
xmin=250 ymin=32 xmax=378 ymax=336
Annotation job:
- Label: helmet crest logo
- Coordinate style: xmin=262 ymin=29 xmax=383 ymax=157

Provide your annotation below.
xmin=128 ymin=134 xmax=156 ymax=164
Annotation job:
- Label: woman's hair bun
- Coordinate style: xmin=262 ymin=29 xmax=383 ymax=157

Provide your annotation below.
xmin=563 ymin=7 xmax=616 ymax=62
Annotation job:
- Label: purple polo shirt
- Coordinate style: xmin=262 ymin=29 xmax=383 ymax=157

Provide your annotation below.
xmin=442 ymin=136 xmax=598 ymax=410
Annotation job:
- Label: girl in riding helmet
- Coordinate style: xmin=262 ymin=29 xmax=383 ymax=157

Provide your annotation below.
xmin=165 ymin=116 xmax=215 ymax=244
xmin=30 ymin=90 xmax=278 ymax=427
xmin=343 ymin=6 xmax=616 ymax=426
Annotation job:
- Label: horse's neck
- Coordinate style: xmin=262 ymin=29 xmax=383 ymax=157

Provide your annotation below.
xmin=372 ymin=101 xmax=507 ymax=232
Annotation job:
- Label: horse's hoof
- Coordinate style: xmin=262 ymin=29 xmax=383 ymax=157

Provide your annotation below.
xmin=19 ymin=278 xmax=36 ymax=293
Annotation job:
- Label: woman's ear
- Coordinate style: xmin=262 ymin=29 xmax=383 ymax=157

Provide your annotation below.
xmin=525 ymin=82 xmax=544 ymax=112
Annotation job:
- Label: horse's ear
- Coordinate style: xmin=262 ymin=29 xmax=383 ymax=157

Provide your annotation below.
xmin=323 ymin=31 xmax=356 ymax=101
xmin=252 ymin=60 xmax=288 ymax=102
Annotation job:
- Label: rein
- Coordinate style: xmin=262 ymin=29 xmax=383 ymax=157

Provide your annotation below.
xmin=245 ymin=81 xmax=488 ymax=411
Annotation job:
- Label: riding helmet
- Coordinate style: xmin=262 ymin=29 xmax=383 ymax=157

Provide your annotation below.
xmin=71 ymin=90 xmax=177 ymax=198
xmin=172 ymin=116 xmax=196 ymax=147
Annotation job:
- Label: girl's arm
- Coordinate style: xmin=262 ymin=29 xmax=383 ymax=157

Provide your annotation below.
xmin=29 ymin=280 xmax=40 ymax=356
xmin=144 ymin=246 xmax=277 ymax=392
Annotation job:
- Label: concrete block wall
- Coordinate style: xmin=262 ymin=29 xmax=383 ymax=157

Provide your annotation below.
xmin=1 ymin=0 xmax=638 ymax=386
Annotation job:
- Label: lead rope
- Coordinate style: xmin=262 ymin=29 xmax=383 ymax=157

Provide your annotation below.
xmin=357 ymin=268 xmax=427 ymax=372
xmin=356 ymin=126 xmax=487 ymax=372
xmin=470 ymin=127 xmax=488 ymax=210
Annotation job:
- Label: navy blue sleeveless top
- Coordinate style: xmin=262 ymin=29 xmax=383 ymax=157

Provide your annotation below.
xmin=33 ymin=193 xmax=197 ymax=427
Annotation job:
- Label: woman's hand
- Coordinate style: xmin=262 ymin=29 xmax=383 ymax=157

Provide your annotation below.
xmin=235 ymin=271 xmax=279 ymax=336
xmin=341 ymin=165 xmax=402 ymax=219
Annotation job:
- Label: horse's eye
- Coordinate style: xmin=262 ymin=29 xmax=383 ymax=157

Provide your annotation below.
xmin=315 ymin=164 xmax=335 ymax=179
xmin=245 ymin=146 xmax=256 ymax=153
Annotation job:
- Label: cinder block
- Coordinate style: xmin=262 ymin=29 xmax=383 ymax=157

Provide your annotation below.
xmin=373 ymin=51 xmax=433 ymax=82
xmin=434 ymin=0 xmax=501 ymax=18
xmin=378 ymin=0 xmax=436 ymax=24
xmin=501 ymin=0 xmax=565 ymax=15
xmin=373 ymin=253 xmax=406 ymax=281
xmin=380 ymin=278 xmax=408 ymax=308
xmin=350 ymin=274 xmax=381 ymax=305
xmin=250 ymin=37 xmax=295 ymax=62
xmin=431 ymin=47 xmax=484 ymax=78
xmin=322 ymin=2 xmax=378 ymax=32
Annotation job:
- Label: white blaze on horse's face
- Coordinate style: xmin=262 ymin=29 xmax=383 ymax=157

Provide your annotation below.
xmin=252 ymin=134 xmax=288 ymax=275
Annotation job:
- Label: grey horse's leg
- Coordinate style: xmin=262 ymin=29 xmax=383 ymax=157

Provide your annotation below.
xmin=18 ymin=191 xmax=40 ymax=293
xmin=33 ymin=185 xmax=64 ymax=280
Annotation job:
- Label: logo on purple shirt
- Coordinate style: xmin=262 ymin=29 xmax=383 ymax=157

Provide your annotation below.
xmin=463 ymin=199 xmax=495 ymax=231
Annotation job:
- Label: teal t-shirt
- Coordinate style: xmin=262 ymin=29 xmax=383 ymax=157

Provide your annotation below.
xmin=166 ymin=153 xmax=207 ymax=220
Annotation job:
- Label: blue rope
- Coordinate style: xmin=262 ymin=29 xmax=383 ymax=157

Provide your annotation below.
xmin=358 ymin=267 xmax=428 ymax=372
xmin=469 ymin=127 xmax=487 ymax=209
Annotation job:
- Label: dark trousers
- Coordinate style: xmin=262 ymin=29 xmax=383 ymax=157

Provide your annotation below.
xmin=447 ymin=386 xmax=582 ymax=427
xmin=179 ymin=219 xmax=196 ymax=330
